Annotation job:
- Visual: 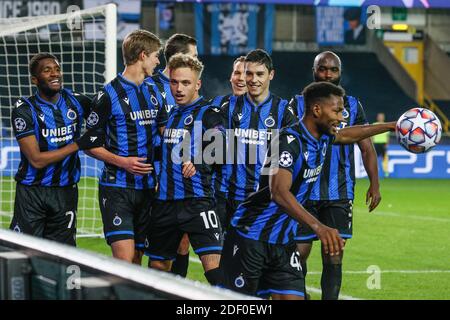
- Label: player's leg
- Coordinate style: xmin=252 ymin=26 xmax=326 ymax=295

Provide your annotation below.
xmin=258 ymin=243 xmax=305 ymax=301
xmin=171 ymin=233 xmax=190 ymax=277
xmin=44 ymin=184 xmax=78 ymax=246
xmin=146 ymin=200 xmax=182 ymax=272
xmin=99 ymin=185 xmax=138 ymax=263
xmin=132 ymin=188 xmax=155 ymax=265
xmin=320 ymin=200 xmax=352 ymax=300
xmin=182 ymin=198 xmax=223 ymax=286
xmin=10 ymin=184 xmax=46 ymax=238
xmin=220 ymin=227 xmax=262 ymax=295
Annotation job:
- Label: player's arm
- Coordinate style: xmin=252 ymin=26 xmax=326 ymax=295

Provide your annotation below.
xmin=11 ymin=102 xmax=98 ymax=169
xmin=17 ymin=135 xmax=79 ymax=169
xmin=354 ymin=100 xmax=381 ymax=212
xmin=83 ymin=90 xmax=152 ymax=175
xmin=334 ymin=122 xmax=396 ymax=144
xmin=281 ymin=100 xmax=298 ymax=128
xmin=269 ymin=168 xmax=344 ymax=256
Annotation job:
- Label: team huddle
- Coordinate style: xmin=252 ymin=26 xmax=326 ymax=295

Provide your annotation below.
xmin=10 ymin=30 xmax=396 ymax=300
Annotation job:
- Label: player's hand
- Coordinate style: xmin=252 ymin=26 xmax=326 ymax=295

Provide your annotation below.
xmin=366 ymin=185 xmax=381 ymax=212
xmin=315 ymin=224 xmax=345 ymax=256
xmin=182 ymin=161 xmax=196 ymax=178
xmin=120 ymin=157 xmax=153 ymax=176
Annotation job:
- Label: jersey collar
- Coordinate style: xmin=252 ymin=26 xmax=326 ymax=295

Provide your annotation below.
xmin=172 ymin=96 xmax=205 ymax=115
xmin=34 ymin=90 xmax=63 ymax=109
xmin=244 ymin=92 xmax=272 ymax=109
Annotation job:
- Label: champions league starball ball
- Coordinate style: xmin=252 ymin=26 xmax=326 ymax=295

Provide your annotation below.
xmin=395 ymin=107 xmax=442 ymax=154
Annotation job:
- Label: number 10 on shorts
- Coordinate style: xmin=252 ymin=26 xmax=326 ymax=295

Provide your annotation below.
xmin=200 ymin=210 xmax=218 ymax=229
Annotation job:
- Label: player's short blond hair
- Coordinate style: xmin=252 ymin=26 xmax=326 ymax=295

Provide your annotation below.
xmin=122 ymin=29 xmax=161 ymax=66
xmin=168 ymin=53 xmax=204 ymax=78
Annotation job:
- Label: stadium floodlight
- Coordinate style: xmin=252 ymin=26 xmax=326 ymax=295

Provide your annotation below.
xmin=0 ymin=4 xmax=117 ymax=236
xmin=0 ymin=229 xmax=256 ymax=300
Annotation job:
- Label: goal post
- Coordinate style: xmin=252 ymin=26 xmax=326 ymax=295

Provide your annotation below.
xmin=0 ymin=3 xmax=117 ymax=237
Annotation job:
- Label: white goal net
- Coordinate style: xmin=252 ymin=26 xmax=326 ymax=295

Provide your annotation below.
xmin=0 ymin=4 xmax=117 ymax=237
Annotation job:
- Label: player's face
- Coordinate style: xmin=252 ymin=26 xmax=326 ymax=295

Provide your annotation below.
xmin=230 ymin=61 xmax=246 ymax=96
xmin=186 ymin=44 xmax=198 ymax=59
xmin=245 ymin=62 xmax=274 ymax=101
xmin=170 ymin=67 xmax=201 ymax=106
xmin=143 ymin=50 xmax=160 ymax=77
xmin=313 ymin=58 xmax=341 ymax=85
xmin=316 ymin=95 xmax=345 ymax=136
xmin=32 ymin=58 xmax=62 ymax=95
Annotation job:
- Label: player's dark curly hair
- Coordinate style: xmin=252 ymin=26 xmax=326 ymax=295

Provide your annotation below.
xmin=29 ymin=53 xmax=59 ymax=77
xmin=245 ymin=49 xmax=273 ymax=72
xmin=302 ymin=81 xmax=345 ymax=110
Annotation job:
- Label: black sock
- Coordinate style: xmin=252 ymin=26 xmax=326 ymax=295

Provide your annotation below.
xmin=170 ymin=253 xmax=189 ymax=277
xmin=321 ymin=264 xmax=342 ymax=300
xmin=204 ymin=267 xmax=223 ymax=286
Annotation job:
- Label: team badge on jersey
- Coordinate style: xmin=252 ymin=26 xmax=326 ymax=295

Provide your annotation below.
xmin=67 ymin=109 xmax=77 ymax=120
xmin=113 ymin=215 xmax=122 ymax=226
xmin=279 ymin=151 xmax=293 ymax=167
xmin=87 ymin=111 xmax=99 ymax=126
xmin=184 ymin=114 xmax=193 ymax=125
xmin=264 ymin=116 xmax=275 ymax=128
xmin=342 ymin=109 xmax=349 ymax=119
xmin=150 ymin=95 xmax=158 ymax=106
xmin=14 ymin=118 xmax=26 ymax=132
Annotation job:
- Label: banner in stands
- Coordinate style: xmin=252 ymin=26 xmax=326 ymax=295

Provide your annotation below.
xmin=0 ymin=0 xmax=82 ymax=18
xmin=176 ymin=0 xmax=450 ymax=9
xmin=316 ymin=6 xmax=367 ymax=46
xmin=194 ymin=3 xmax=274 ymax=56
xmin=2 ymin=139 xmax=449 ymax=179
xmin=83 ymin=0 xmax=141 ymax=40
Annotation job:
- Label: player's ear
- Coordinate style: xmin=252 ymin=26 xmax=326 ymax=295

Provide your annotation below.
xmin=196 ymin=79 xmax=202 ymax=91
xmin=31 ymin=76 xmax=38 ymax=86
xmin=269 ymin=69 xmax=274 ymax=81
xmin=312 ymin=103 xmax=321 ymax=118
xmin=139 ymin=50 xmax=146 ymax=61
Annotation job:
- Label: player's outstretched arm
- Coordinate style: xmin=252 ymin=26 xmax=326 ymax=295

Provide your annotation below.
xmin=269 ymin=168 xmax=345 ymax=256
xmin=17 ymin=135 xmax=79 ymax=169
xmin=334 ymin=122 xmax=396 ymax=145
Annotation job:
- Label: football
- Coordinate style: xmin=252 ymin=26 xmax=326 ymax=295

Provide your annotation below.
xmin=395 ymin=107 xmax=442 ymax=154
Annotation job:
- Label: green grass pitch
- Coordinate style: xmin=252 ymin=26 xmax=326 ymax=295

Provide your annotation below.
xmin=2 ymin=178 xmax=450 ymax=299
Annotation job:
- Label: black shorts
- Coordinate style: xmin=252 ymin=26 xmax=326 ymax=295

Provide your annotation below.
xmin=295 ymin=199 xmax=353 ymax=243
xmin=10 ymin=183 xmax=78 ymax=246
xmin=220 ymin=228 xmax=305 ymax=298
xmin=99 ymin=185 xmax=154 ymax=248
xmin=374 ymin=143 xmax=387 ymax=158
xmin=215 ymin=194 xmax=242 ymax=234
xmin=146 ymin=197 xmax=222 ymax=261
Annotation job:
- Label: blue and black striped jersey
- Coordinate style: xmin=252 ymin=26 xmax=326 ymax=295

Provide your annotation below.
xmin=209 ymin=94 xmax=232 ymax=198
xmin=86 ymin=74 xmax=166 ymax=190
xmin=145 ymin=70 xmax=175 ymax=117
xmin=157 ymin=97 xmax=225 ymax=201
xmin=221 ymin=93 xmax=297 ymax=201
xmin=289 ymin=94 xmax=368 ymax=200
xmin=11 ymin=89 xmax=91 ymax=186
xmin=231 ymin=122 xmax=334 ymax=244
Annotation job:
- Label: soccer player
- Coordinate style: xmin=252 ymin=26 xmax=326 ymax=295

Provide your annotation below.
xmin=146 ymin=33 xmax=198 ymax=277
xmin=220 ymin=82 xmax=396 ymax=299
xmin=373 ymin=112 xmax=390 ymax=177
xmin=220 ymin=49 xmax=297 ymax=230
xmin=10 ymin=53 xmax=103 ymax=245
xmin=290 ymin=51 xmax=380 ymax=300
xmin=146 ymin=53 xmax=224 ymax=286
xmin=211 ymin=56 xmax=246 ymax=232
xmin=83 ymin=30 xmax=166 ymax=264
